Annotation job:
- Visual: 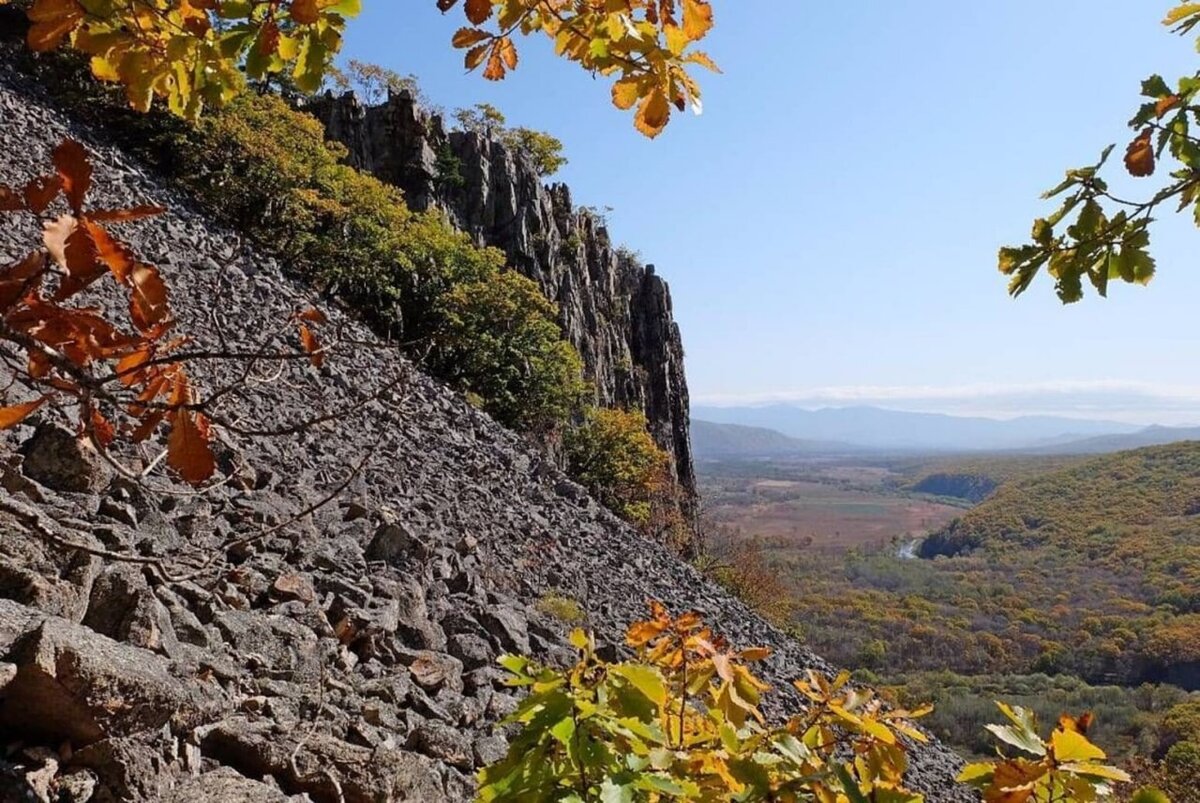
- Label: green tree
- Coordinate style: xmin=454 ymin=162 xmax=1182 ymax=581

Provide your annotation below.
xmin=453 ymin=103 xmax=568 ymax=177
xmin=1001 ymin=5 xmax=1200 ymax=303
xmin=430 ymin=270 xmax=588 ymax=433
xmin=564 ymin=408 xmax=672 ymax=527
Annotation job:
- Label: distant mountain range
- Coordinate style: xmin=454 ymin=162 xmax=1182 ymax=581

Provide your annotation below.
xmin=690 ymin=420 xmax=863 ymax=458
xmin=691 ymin=405 xmax=1158 ymax=453
xmin=1024 ymin=424 xmax=1200 ymax=454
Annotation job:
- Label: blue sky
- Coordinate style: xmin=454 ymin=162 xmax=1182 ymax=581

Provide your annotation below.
xmin=343 ymin=3 xmax=1200 ymax=424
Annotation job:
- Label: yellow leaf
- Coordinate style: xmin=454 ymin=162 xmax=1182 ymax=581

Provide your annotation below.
xmin=681 ymin=0 xmax=714 ymax=40
xmin=1164 ymin=3 xmax=1200 ymax=25
xmin=612 ymin=77 xmax=641 ymax=110
xmin=1050 ymin=727 xmax=1106 ymax=763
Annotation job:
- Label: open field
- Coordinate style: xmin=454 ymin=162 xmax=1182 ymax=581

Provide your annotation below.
xmin=699 ymin=458 xmax=966 ymax=554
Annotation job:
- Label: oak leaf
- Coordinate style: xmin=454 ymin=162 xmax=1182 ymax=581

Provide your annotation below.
xmin=634 ymin=89 xmax=671 ymax=138
xmin=1125 ymin=128 xmax=1155 ymax=177
xmin=166 ymin=408 xmax=215 ymax=484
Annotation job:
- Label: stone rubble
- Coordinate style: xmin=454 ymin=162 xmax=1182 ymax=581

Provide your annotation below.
xmin=0 ymin=48 xmax=974 ymax=802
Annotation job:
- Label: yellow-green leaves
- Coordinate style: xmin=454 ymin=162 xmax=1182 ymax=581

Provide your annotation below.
xmin=443 ymin=0 xmax=720 ymax=137
xmin=1002 ymin=4 xmax=1200 ymax=304
xmin=958 ymin=703 xmax=1154 ymax=803
xmin=480 ymin=602 xmax=930 ymax=803
xmin=6 ymin=0 xmax=361 ymax=118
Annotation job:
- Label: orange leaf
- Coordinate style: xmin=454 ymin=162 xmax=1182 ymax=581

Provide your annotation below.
xmin=53 ymin=140 xmax=91 ymax=214
xmin=129 ymin=263 xmax=171 ymax=331
xmin=612 ymin=78 xmax=642 ymax=111
xmin=296 ymin=306 xmax=327 ymax=324
xmin=167 ymin=408 xmax=215 ymax=485
xmin=0 ymin=397 xmax=47 ymax=429
xmin=483 ymin=42 xmax=507 ymax=81
xmin=464 ymin=0 xmax=491 ymax=25
xmin=498 ymin=36 xmax=517 ymax=70
xmin=82 ymin=219 xmax=136 ymax=282
xmin=298 ymin=323 xmax=324 ymax=367
xmin=89 ymin=407 xmax=116 ymax=447
xmin=634 ymin=89 xmax=671 ymax=138
xmin=23 ymin=175 xmax=61 ymax=214
xmin=681 ymin=0 xmax=713 ymax=41
xmin=1125 ymin=128 xmax=1155 ymax=177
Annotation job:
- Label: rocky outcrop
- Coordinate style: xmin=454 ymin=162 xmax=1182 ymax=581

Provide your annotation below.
xmin=0 ymin=52 xmax=972 ymax=802
xmin=308 ymin=92 xmax=695 ymax=510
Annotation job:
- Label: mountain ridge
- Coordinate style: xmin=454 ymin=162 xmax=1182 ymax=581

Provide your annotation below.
xmin=693 ymin=403 xmax=1143 ymax=452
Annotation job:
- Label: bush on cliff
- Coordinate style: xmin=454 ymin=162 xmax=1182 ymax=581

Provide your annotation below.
xmin=429 ymin=270 xmax=588 ymax=432
xmin=564 ymin=408 xmax=683 ymax=539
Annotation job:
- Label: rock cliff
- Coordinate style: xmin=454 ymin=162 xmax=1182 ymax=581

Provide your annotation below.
xmin=308 ymin=92 xmax=695 ymax=510
xmin=0 ymin=51 xmax=972 ymax=802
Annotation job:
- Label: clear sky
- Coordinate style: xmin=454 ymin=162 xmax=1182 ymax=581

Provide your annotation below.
xmin=342 ymin=2 xmax=1200 ymax=424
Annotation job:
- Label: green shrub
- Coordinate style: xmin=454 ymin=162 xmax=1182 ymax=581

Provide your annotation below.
xmin=534 ymin=593 xmax=585 ymax=624
xmin=429 ymin=270 xmax=587 ymax=432
xmin=565 ymin=408 xmax=673 ymax=527
xmin=477 ymin=603 xmax=931 ymax=802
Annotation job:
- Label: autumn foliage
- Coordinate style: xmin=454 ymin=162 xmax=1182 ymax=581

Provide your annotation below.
xmin=478 ymin=602 xmax=932 ymax=802
xmin=0 ymin=140 xmax=326 ymax=485
xmin=3 ymin=0 xmax=718 ymax=136
xmin=0 ymin=139 xmax=219 ymax=482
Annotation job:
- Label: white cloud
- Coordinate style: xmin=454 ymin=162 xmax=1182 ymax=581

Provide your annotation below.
xmin=693 ymin=380 xmax=1200 ymax=426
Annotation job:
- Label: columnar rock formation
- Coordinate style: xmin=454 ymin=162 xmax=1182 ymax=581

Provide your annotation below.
xmin=308 ymin=92 xmax=696 ymax=508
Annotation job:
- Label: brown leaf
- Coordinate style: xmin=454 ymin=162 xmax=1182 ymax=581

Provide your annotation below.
xmin=24 ymin=175 xmax=61 ymax=214
xmin=290 ymin=0 xmax=320 ymax=25
xmin=130 ymin=409 xmax=166 ymax=443
xmin=27 ymin=0 xmax=84 ymax=51
xmin=464 ymin=0 xmax=491 ymax=25
xmin=167 ymin=408 xmax=215 ymax=485
xmin=1156 ymin=95 xmax=1182 ymax=119
xmin=0 ymin=397 xmax=47 ymax=429
xmin=452 ymin=27 xmax=490 ymax=48
xmin=437 ymin=0 xmax=457 ymax=11
xmin=464 ymin=43 xmax=489 ymax=70
xmin=0 ymin=185 xmax=23 ymax=212
xmin=1125 ymin=128 xmax=1155 ymax=177
xmin=53 ymin=139 xmax=91 ymax=214
xmin=0 ymin=252 xmax=46 ymax=310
